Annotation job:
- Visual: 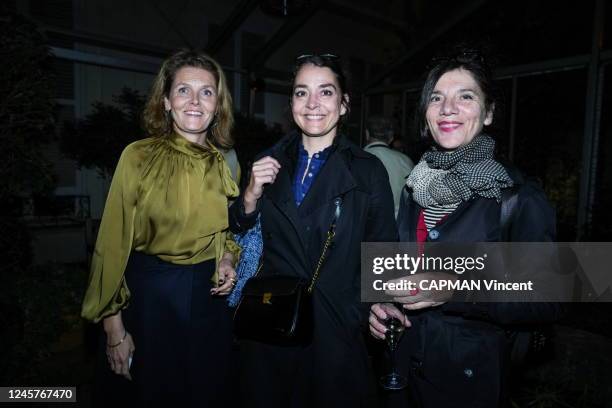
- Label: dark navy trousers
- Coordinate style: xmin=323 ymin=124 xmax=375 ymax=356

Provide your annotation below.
xmin=94 ymin=251 xmax=234 ymax=407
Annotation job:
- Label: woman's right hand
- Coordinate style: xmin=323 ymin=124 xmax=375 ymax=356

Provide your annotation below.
xmin=385 ymin=272 xmax=456 ymax=310
xmin=104 ymin=313 xmax=135 ymax=380
xmin=369 ymin=303 xmax=411 ymax=340
xmin=243 ymin=156 xmax=281 ymax=214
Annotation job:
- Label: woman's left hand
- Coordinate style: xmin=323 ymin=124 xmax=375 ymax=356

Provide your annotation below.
xmin=212 ymin=253 xmax=237 ymax=296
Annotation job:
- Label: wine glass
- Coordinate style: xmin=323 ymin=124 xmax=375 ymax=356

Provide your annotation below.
xmin=380 ymin=316 xmax=408 ymax=390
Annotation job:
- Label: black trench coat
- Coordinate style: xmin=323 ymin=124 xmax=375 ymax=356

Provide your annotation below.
xmin=392 ymin=182 xmax=564 ymax=408
xmin=229 ymin=132 xmax=397 ymax=407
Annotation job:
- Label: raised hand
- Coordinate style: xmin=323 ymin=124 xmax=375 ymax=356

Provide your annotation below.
xmin=243 ymin=156 xmax=281 ymax=214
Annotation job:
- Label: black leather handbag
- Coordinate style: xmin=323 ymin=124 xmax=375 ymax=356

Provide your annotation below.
xmin=233 ymin=275 xmax=313 ymax=344
xmin=233 ymin=197 xmax=342 ymax=345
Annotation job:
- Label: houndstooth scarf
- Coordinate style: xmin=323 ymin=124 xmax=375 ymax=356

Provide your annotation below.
xmin=407 ymin=134 xmax=513 ymax=208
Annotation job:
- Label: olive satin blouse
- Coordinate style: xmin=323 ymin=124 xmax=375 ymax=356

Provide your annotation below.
xmin=81 ymin=133 xmax=241 ymax=323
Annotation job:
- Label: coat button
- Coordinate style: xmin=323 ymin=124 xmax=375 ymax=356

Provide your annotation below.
xmin=464 ymin=368 xmax=473 ymax=378
xmin=428 ymin=229 xmax=440 ymax=240
xmin=411 ymin=358 xmax=424 ymax=378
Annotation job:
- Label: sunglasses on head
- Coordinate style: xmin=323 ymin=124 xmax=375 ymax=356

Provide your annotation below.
xmin=431 ymin=50 xmax=487 ymax=66
xmin=295 ymin=53 xmax=340 ymax=62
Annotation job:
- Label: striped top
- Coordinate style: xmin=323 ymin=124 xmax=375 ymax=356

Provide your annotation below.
xmin=423 ymin=203 xmax=459 ymax=231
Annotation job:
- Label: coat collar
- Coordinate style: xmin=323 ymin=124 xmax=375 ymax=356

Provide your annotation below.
xmin=402 ymin=191 xmax=421 ymax=242
xmin=263 ymin=131 xmax=299 ymax=210
xmin=364 ymin=140 xmax=390 ymax=149
xmin=261 ymin=132 xmax=361 ymax=258
xmin=266 ymin=130 xmax=371 ymax=160
xmin=266 ymin=132 xmax=361 ymax=214
xmin=298 ymin=141 xmax=356 ymax=217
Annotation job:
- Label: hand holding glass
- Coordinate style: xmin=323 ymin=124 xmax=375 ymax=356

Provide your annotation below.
xmin=380 ymin=316 xmax=408 ymax=390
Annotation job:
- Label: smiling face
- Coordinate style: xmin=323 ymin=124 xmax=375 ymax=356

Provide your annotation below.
xmin=291 ymin=64 xmax=347 ymax=141
xmin=164 ymin=66 xmax=218 ymax=144
xmin=425 ymin=68 xmax=493 ymax=151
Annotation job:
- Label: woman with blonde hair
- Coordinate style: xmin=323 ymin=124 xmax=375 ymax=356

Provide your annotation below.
xmin=81 ymin=49 xmax=240 ymax=407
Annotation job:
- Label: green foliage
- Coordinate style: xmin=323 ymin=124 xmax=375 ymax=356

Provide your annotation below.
xmin=0 ymin=12 xmax=83 ymax=385
xmin=60 ymin=87 xmax=146 ymax=177
xmin=544 ymin=154 xmax=579 ymax=240
xmin=0 ymin=13 xmax=56 ymax=207
xmin=59 ymin=93 xmax=285 ymax=184
xmin=0 ymin=262 xmax=88 ymax=384
xmin=0 ymin=217 xmax=32 ymax=376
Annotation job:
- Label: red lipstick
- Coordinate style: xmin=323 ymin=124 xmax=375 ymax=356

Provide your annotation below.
xmin=438 ymin=121 xmax=461 ymax=132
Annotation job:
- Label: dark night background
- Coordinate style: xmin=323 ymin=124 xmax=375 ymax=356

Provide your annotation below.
xmin=1 ymin=0 xmax=611 ymax=406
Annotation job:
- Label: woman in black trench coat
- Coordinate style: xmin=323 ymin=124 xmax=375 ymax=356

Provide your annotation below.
xmin=229 ymin=54 xmax=397 ymax=407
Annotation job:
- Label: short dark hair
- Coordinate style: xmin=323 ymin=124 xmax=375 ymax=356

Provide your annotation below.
xmin=415 ymin=45 xmax=497 ymax=141
xmin=366 ymin=116 xmax=394 ymax=143
xmin=290 ymin=54 xmax=350 ymax=123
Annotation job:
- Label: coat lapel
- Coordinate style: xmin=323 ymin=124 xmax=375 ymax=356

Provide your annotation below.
xmin=263 ymin=134 xmax=358 ymax=272
xmin=263 ymin=136 xmax=308 ymax=255
xmin=264 ymin=161 xmax=301 ymax=225
xmin=402 ymin=191 xmax=422 ymax=242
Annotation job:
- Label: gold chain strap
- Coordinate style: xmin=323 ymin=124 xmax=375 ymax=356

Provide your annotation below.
xmin=253 ymin=198 xmax=341 ymax=294
xmin=307 ymin=229 xmax=336 ymax=294
xmin=306 ymin=196 xmax=342 ymax=294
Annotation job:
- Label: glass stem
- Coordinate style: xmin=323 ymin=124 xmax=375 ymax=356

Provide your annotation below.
xmin=390 ymin=346 xmax=398 ymax=375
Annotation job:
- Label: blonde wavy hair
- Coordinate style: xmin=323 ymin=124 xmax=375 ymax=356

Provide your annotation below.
xmin=143 ymin=49 xmax=234 ymax=149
